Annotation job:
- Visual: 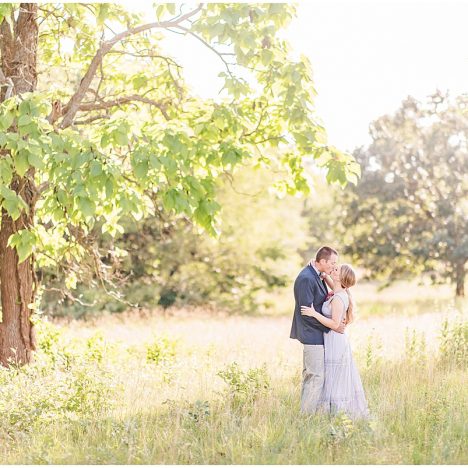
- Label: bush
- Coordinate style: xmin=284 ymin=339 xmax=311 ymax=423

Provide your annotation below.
xmin=217 ymin=362 xmax=270 ymax=407
xmin=35 ymin=319 xmax=74 ymax=369
xmin=146 ymin=336 xmax=177 ymax=366
xmin=439 ymin=318 xmax=467 ymax=368
xmin=0 ymin=360 xmax=117 ymax=437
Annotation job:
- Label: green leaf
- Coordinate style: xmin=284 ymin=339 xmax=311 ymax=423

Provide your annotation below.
xmin=268 ymin=3 xmax=284 ymax=14
xmin=105 ymin=178 xmax=114 ymax=198
xmin=77 ymin=197 xmax=96 ymax=218
xmin=261 ymin=49 xmax=274 ymax=67
xmin=222 ymin=148 xmax=240 ymax=166
xmin=155 ymin=4 xmax=166 ymax=18
xmin=1 ymin=186 xmax=28 ymax=221
xmin=7 ymin=229 xmax=36 ymax=263
xmin=113 ymin=129 xmax=129 ymax=146
xmin=213 ymin=115 xmax=225 ymax=130
xmin=0 ymin=4 xmax=13 ymax=25
xmin=90 ymin=160 xmax=102 ymax=176
xmin=18 ymin=114 xmax=32 ymax=126
xmin=18 ymin=99 xmax=31 ymax=115
xmin=0 ymin=111 xmax=14 ymax=130
xmin=96 ymin=4 xmax=109 ymax=25
xmin=54 ymin=152 xmax=68 ymax=163
xmin=0 ymin=159 xmax=13 ymax=184
xmin=133 ymin=75 xmax=148 ymax=91
xmin=14 ymin=152 xmax=30 ymax=177
xmin=27 ymin=151 xmax=44 ymax=169
xmin=134 ymin=161 xmax=148 ymax=180
xmin=149 ymin=154 xmax=161 ymax=170
xmin=74 ymin=184 xmax=87 ymax=197
xmin=101 ymin=133 xmax=110 ymax=148
xmin=57 ymin=188 xmax=68 ymax=206
xmin=162 ymin=190 xmax=175 ymax=211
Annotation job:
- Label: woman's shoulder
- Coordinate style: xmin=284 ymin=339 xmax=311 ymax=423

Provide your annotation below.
xmin=333 ymin=290 xmax=349 ymax=307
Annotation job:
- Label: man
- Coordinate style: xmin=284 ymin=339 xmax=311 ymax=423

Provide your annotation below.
xmin=290 ymin=246 xmax=346 ymax=414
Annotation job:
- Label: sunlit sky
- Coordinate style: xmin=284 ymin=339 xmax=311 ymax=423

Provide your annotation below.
xmin=125 ymin=1 xmax=468 ymax=152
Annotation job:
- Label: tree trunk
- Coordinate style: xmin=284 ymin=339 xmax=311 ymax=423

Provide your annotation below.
xmin=455 ymin=260 xmax=465 ymax=297
xmin=0 ymin=4 xmax=38 ymax=366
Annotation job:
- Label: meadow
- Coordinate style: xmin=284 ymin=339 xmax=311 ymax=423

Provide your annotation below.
xmin=0 ymin=282 xmax=466 ymax=464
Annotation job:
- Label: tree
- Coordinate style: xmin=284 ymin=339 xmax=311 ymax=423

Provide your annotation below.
xmin=42 ymin=165 xmax=311 ymax=317
xmin=339 ymin=92 xmax=468 ymax=297
xmin=0 ymin=3 xmax=359 ymax=365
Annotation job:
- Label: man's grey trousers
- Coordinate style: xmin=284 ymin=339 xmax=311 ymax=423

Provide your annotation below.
xmin=301 ymin=344 xmax=325 ymax=413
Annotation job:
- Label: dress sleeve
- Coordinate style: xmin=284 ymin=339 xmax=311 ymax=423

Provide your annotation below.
xmin=330 ymin=292 xmax=348 ymax=321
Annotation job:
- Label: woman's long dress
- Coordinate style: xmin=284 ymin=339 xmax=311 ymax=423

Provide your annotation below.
xmin=317 ymin=291 xmax=369 ymax=420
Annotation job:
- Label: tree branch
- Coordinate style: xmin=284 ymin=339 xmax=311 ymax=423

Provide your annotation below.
xmin=58 ymin=4 xmax=203 ymax=128
xmin=176 ymin=24 xmax=235 ymax=79
xmin=77 ymin=94 xmax=171 ymax=120
xmin=108 ymin=49 xmax=184 ymax=100
xmin=74 ymin=114 xmax=111 ymax=125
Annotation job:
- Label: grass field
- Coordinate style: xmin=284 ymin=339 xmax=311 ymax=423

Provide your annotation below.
xmin=0 ymin=282 xmax=466 ymax=464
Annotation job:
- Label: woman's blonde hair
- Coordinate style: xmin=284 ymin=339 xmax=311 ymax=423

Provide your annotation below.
xmin=340 ymin=264 xmax=357 ymax=324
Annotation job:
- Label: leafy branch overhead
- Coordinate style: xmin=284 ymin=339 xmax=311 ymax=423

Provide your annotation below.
xmin=0 ymin=3 xmax=359 ymax=271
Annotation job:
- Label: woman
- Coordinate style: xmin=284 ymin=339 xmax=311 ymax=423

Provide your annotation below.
xmin=301 ymin=263 xmax=369 ymax=420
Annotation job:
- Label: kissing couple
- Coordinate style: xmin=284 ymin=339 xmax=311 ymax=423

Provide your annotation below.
xmin=290 ymin=246 xmax=369 ymax=420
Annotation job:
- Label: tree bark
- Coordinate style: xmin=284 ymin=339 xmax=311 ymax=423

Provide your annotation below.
xmin=455 ymin=260 xmax=465 ymax=297
xmin=0 ymin=3 xmax=38 ymax=366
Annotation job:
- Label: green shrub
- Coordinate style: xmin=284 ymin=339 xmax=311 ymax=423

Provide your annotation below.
xmin=85 ymin=332 xmax=107 ymax=364
xmin=439 ymin=319 xmax=467 ymax=368
xmin=217 ymin=362 xmax=270 ymax=406
xmin=0 ymin=361 xmax=117 ymax=437
xmin=404 ymin=328 xmax=427 ymax=364
xmin=35 ymin=319 xmax=75 ymax=369
xmin=146 ymin=336 xmax=177 ymax=365
xmin=185 ymin=400 xmax=211 ymax=424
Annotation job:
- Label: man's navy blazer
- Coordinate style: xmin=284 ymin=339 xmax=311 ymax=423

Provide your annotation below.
xmin=290 ymin=264 xmax=331 ymax=345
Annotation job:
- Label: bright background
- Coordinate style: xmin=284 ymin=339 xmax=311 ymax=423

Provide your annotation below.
xmin=126 ymin=0 xmax=468 ymax=151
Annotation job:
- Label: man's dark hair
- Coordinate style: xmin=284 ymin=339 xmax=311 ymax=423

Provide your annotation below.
xmin=315 ymin=246 xmax=338 ymax=262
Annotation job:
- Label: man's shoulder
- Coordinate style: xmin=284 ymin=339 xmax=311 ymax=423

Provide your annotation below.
xmin=295 ymin=266 xmax=314 ymax=284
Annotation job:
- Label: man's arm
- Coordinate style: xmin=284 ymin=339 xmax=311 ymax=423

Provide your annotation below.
xmin=296 ymin=277 xmax=330 ymax=333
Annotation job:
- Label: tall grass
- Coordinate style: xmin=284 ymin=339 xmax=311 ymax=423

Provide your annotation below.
xmin=0 ymin=309 xmax=466 ymax=464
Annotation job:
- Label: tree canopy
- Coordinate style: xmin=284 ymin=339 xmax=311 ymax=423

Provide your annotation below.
xmin=338 ymin=92 xmax=468 ymax=296
xmin=0 ymin=3 xmax=359 ymax=364
xmin=0 ymin=3 xmax=359 ymax=265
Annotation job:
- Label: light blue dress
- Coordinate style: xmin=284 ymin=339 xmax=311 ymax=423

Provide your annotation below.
xmin=317 ymin=290 xmax=369 ymax=420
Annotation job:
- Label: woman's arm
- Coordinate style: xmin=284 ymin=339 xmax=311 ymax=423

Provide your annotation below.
xmin=322 ymin=273 xmax=334 ymax=291
xmin=301 ymin=296 xmax=345 ymax=331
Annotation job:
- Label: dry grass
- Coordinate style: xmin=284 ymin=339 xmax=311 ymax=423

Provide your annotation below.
xmin=0 ymin=282 xmax=466 ymax=464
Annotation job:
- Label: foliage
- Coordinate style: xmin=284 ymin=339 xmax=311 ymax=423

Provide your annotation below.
xmin=40 ymin=165 xmax=311 ymax=316
xmin=217 ymin=362 xmax=270 ymax=406
xmin=146 ymin=336 xmax=178 ymax=365
xmin=0 ymin=325 xmax=117 ymax=438
xmin=439 ymin=318 xmax=467 ymax=368
xmin=0 ymin=3 xmax=358 ymax=280
xmin=337 ymin=92 xmax=468 ymax=296
xmin=0 ymin=309 xmax=466 ymax=464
